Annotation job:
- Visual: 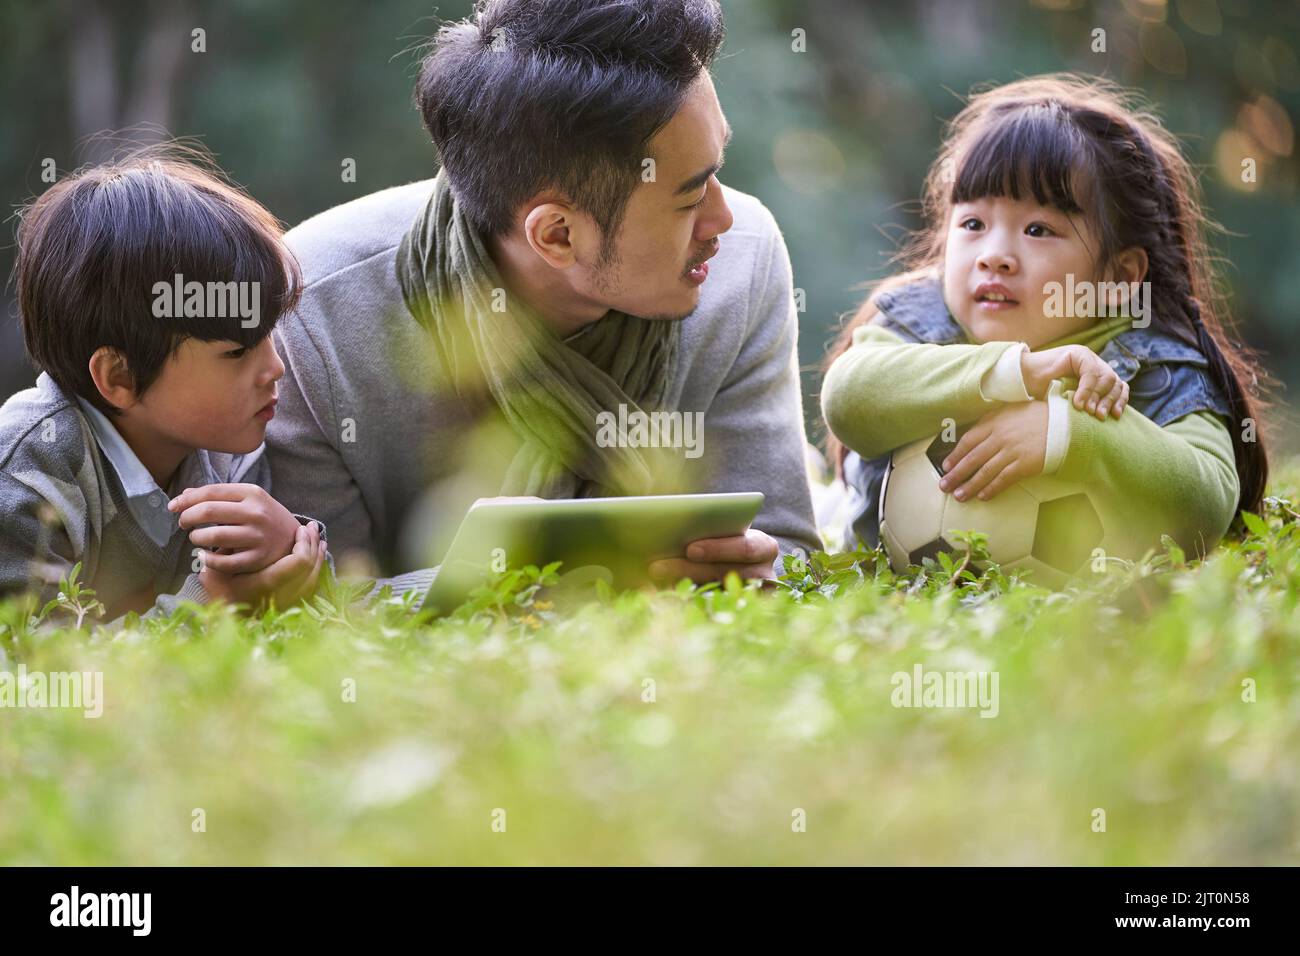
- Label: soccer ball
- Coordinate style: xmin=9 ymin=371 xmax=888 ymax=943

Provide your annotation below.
xmin=878 ymin=429 xmax=1108 ymax=587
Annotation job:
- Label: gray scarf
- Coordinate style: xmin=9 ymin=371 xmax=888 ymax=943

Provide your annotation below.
xmin=396 ymin=171 xmax=682 ymax=497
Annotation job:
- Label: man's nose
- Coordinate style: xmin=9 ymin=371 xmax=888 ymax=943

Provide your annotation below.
xmin=697 ymin=178 xmax=734 ymax=240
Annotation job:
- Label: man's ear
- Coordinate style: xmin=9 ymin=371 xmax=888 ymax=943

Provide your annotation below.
xmin=87 ymin=347 xmax=138 ymax=411
xmin=521 ymin=201 xmax=584 ymax=270
xmin=1113 ymin=246 xmax=1149 ymax=285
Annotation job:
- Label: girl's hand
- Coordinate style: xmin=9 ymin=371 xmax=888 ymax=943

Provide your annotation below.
xmin=938 ymin=401 xmax=1049 ymax=501
xmin=199 ymin=520 xmax=326 ymax=609
xmin=169 ymin=483 xmax=302 ymax=573
xmin=1020 ymin=344 xmax=1129 ymax=419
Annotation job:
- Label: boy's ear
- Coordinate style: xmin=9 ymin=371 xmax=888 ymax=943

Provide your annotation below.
xmin=87 ymin=347 xmax=138 ymax=411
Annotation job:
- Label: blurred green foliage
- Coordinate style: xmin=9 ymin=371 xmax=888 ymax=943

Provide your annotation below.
xmin=2 ymin=463 xmax=1297 ymax=864
xmin=2 ymin=0 xmax=1297 ymax=447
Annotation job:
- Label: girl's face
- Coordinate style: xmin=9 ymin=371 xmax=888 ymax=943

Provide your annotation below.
xmin=941 ymin=194 xmax=1109 ymax=349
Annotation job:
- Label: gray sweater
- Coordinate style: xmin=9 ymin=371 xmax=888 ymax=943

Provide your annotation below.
xmin=0 ymin=373 xmax=265 ymax=623
xmin=266 ymin=179 xmax=820 ymax=595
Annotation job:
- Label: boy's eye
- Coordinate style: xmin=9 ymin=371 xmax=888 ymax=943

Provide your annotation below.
xmin=223 ymin=347 xmax=248 ymax=359
xmin=1025 ymin=222 xmax=1056 ymax=238
xmin=959 ymin=216 xmax=983 ymax=231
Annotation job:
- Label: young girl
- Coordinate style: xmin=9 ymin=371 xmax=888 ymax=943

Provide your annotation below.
xmin=820 ymin=74 xmax=1269 ymax=567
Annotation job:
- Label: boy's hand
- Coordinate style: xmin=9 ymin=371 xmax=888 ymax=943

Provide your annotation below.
xmin=939 ymin=401 xmax=1049 ymax=502
xmin=199 ymin=520 xmax=326 ymax=609
xmin=1020 ymin=344 xmax=1129 ymax=419
xmin=169 ymin=483 xmax=301 ymax=573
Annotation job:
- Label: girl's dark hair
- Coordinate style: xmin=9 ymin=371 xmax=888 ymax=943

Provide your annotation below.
xmin=823 ymin=74 xmax=1271 ymax=517
xmin=15 ymin=142 xmax=302 ymax=417
xmin=414 ymin=0 xmax=725 ymax=247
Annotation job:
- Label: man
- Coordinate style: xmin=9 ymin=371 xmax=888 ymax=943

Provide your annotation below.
xmin=266 ymin=0 xmax=819 ymax=598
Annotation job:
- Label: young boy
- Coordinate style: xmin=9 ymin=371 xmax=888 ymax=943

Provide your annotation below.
xmin=0 ymin=150 xmax=327 ymax=624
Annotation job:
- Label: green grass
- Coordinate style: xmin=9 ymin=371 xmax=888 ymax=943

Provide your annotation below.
xmin=2 ymin=466 xmax=1298 ymax=866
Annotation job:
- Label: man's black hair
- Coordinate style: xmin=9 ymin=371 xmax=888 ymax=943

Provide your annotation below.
xmin=415 ymin=0 xmax=725 ymax=247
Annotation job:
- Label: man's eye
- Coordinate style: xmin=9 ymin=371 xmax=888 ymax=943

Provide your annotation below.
xmin=959 ymin=217 xmax=983 ymax=231
xmin=683 ymin=192 xmax=708 ymax=211
xmin=1026 ymin=222 xmax=1056 ymax=238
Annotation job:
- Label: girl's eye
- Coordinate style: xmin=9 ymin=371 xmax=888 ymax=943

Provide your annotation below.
xmin=1026 ymin=222 xmax=1056 ymax=238
xmin=959 ymin=217 xmax=983 ymax=231
xmin=224 ymin=347 xmax=248 ymax=359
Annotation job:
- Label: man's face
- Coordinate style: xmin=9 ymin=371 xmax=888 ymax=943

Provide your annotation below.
xmin=132 ymin=333 xmax=284 ymax=455
xmin=578 ymin=73 xmax=735 ymax=322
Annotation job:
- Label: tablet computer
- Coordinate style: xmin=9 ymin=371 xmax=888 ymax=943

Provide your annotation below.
xmin=420 ymin=492 xmax=765 ymax=614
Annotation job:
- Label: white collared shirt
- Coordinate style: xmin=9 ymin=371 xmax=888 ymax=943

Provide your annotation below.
xmin=74 ymin=396 xmax=265 ymax=549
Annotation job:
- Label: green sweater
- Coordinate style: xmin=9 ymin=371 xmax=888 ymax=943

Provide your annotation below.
xmin=820 ymin=318 xmax=1240 ymax=558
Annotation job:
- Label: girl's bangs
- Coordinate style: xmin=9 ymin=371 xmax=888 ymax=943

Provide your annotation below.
xmin=951 ymin=104 xmax=1092 ymax=214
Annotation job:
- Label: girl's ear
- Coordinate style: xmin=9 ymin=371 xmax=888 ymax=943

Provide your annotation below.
xmin=87 ymin=347 xmax=138 ymax=411
xmin=1113 ymin=246 xmax=1149 ymax=285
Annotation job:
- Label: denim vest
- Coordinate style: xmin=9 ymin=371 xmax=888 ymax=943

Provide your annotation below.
xmin=840 ymin=277 xmax=1233 ymax=550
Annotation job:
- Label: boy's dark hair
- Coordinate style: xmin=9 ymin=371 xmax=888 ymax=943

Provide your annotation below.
xmin=414 ymin=0 xmax=725 ymax=252
xmin=15 ymin=145 xmax=302 ymax=417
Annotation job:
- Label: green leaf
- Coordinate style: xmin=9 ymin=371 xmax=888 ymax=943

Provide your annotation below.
xmin=1241 ymin=511 xmax=1269 ymax=538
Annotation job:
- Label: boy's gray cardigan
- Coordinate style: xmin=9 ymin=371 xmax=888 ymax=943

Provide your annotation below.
xmin=0 ymin=373 xmax=274 ymax=624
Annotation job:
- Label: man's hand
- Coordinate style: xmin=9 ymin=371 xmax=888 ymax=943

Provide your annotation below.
xmin=169 ymin=483 xmax=301 ymax=574
xmin=648 ymin=528 xmax=779 ymax=585
xmin=1020 ymin=344 xmax=1129 ymax=419
xmin=199 ymin=520 xmax=326 ymax=609
xmin=938 ymin=401 xmax=1049 ymax=502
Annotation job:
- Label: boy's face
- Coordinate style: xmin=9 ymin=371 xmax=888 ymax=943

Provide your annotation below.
xmin=132 ymin=333 xmax=284 ymax=455
xmin=942 ymin=195 xmax=1105 ymax=349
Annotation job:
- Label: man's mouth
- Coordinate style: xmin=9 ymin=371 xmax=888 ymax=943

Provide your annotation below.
xmin=685 ymin=245 xmax=719 ymax=285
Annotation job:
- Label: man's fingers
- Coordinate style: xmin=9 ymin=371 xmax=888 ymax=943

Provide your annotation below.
xmin=648 ymin=558 xmax=772 ymax=585
xmin=682 ymin=530 xmax=777 ymax=566
xmin=647 ymin=530 xmax=777 ymax=585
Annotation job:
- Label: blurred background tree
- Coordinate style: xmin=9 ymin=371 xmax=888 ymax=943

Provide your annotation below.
xmin=3 ymin=0 xmax=1296 ymax=449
